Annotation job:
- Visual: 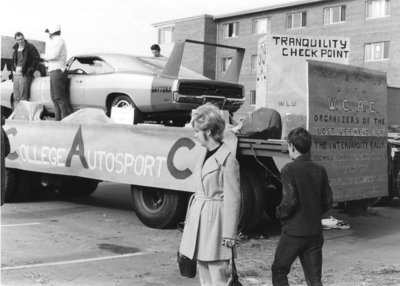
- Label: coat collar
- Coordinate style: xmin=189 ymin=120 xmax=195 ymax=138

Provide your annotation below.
xmin=201 ymin=143 xmax=231 ymax=180
xmin=294 ymin=154 xmax=310 ymax=162
xmin=13 ymin=40 xmax=28 ymax=50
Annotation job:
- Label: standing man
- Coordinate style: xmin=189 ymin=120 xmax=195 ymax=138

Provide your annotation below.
xmin=1 ymin=115 xmax=10 ymax=206
xmin=12 ymin=32 xmax=40 ymax=105
xmin=40 ymin=24 xmax=71 ymax=120
xmin=150 ymin=44 xmax=161 ymax=57
xmin=271 ymin=127 xmax=333 ymax=286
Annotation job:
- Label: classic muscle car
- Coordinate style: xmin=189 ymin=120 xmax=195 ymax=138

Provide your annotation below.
xmin=1 ymin=40 xmax=245 ymax=126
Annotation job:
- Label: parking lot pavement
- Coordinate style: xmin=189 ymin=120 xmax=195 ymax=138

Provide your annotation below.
xmin=2 ymin=182 xmax=400 ymax=286
xmin=1 ymin=182 xmax=199 ymax=286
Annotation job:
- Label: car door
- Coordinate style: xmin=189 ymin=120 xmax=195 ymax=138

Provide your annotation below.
xmin=67 ymin=58 xmax=86 ymax=111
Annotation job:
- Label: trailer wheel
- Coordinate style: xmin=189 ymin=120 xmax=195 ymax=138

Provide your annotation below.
xmin=3 ymin=168 xmax=17 ymax=202
xmin=241 ymin=169 xmax=265 ymax=232
xmin=57 ymin=176 xmax=99 ymax=197
xmin=397 ymin=169 xmax=400 ymax=196
xmin=238 ymin=171 xmax=254 ymax=233
xmin=394 ymin=153 xmax=400 ymax=197
xmin=111 ymin=95 xmax=144 ymax=124
xmin=131 ymin=186 xmax=188 ymax=229
xmin=264 ymin=179 xmax=282 ymax=221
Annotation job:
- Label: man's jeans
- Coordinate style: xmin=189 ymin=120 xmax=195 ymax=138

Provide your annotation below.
xmin=50 ymin=69 xmax=71 ymax=121
xmin=13 ymin=74 xmax=32 ymax=104
xmin=272 ymin=233 xmax=324 ymax=286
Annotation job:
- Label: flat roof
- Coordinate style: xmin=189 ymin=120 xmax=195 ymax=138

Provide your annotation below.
xmin=152 ymin=14 xmax=214 ymax=27
xmin=152 ymin=0 xmax=332 ymax=27
xmin=214 ymin=0 xmax=330 ymax=19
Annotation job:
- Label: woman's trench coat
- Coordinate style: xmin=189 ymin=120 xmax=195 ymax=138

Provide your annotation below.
xmin=179 ymin=143 xmax=241 ymax=261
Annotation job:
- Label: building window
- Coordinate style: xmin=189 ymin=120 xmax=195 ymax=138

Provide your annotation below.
xmin=364 ymin=41 xmax=389 ymax=61
xmin=222 ymin=22 xmax=239 ymax=38
xmin=158 ymin=26 xmax=174 ymax=44
xmin=222 ymin=57 xmax=232 ymax=72
xmin=252 ymin=17 xmax=270 ymax=34
xmin=250 ymin=90 xmax=256 ymax=105
xmin=251 ymin=55 xmax=258 ymax=71
xmin=287 ymin=12 xmax=307 ymax=29
xmin=324 ymin=5 xmax=346 ymax=24
xmin=366 ymin=0 xmax=390 ymax=19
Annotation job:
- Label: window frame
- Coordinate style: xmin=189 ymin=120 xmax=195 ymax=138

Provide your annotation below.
xmin=158 ymin=26 xmax=175 ymax=44
xmin=286 ymin=11 xmax=307 ymax=30
xmin=365 ymin=0 xmax=390 ymax=20
xmin=250 ymin=55 xmax=258 ymax=71
xmin=222 ymin=22 xmax=239 ymax=38
xmin=364 ymin=41 xmax=390 ymax=61
xmin=252 ymin=17 xmax=270 ymax=34
xmin=323 ymin=5 xmax=346 ymax=25
xmin=250 ymin=90 xmax=256 ymax=106
xmin=221 ymin=57 xmax=232 ymax=72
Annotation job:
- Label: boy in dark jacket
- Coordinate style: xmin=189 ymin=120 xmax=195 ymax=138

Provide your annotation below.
xmin=272 ymin=127 xmax=333 ymax=286
xmin=12 ymin=32 xmax=40 ymax=104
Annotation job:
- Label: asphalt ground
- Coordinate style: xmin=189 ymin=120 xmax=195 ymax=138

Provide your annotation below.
xmin=1 ymin=182 xmax=400 ymax=286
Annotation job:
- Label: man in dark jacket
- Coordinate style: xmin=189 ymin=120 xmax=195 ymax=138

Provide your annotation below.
xmin=12 ymin=32 xmax=40 ymax=104
xmin=1 ymin=115 xmax=10 ymax=206
xmin=271 ymin=127 xmax=333 ymax=286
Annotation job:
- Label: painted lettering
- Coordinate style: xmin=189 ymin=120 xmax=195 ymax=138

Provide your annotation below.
xmin=65 ymin=126 xmax=89 ymax=168
xmin=167 ymin=137 xmax=195 ymax=180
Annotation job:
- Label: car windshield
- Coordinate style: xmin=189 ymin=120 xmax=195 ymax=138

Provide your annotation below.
xmin=101 ymin=54 xmax=208 ymax=79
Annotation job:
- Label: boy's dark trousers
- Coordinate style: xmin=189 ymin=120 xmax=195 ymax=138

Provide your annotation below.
xmin=272 ymin=232 xmax=324 ymax=286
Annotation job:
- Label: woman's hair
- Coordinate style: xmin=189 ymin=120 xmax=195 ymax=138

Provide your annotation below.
xmin=191 ymin=103 xmax=225 ymax=142
xmin=287 ymin=127 xmax=312 ymax=154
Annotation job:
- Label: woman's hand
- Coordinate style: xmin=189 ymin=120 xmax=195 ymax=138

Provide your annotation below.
xmin=221 ymin=238 xmax=236 ymax=248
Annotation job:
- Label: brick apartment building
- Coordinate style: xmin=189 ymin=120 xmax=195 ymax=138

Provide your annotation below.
xmin=153 ymin=0 xmax=400 ymax=119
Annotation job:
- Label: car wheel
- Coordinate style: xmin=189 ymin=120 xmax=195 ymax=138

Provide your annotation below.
xmin=131 ymin=186 xmax=188 ymax=229
xmin=111 ymin=95 xmax=144 ymax=124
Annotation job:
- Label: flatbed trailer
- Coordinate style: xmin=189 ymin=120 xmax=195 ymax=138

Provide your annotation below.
xmin=3 ymin=118 xmax=399 ymax=232
xmin=3 ymin=60 xmax=400 ymax=232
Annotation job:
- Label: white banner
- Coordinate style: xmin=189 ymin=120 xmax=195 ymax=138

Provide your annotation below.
xmin=4 ymin=121 xmax=238 ymax=192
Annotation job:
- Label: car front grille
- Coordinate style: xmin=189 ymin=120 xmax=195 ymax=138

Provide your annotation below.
xmin=178 ymin=82 xmax=243 ymax=99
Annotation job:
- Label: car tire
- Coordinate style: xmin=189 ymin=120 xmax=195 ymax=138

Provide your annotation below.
xmin=111 ymin=95 xmax=144 ymax=124
xmin=131 ymin=186 xmax=188 ymax=229
xmin=57 ymin=176 xmax=99 ymax=197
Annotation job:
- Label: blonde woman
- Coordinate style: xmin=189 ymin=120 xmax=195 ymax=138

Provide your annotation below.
xmin=179 ymin=104 xmax=241 ymax=286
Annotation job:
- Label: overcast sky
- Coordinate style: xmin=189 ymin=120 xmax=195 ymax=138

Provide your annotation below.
xmin=1 ymin=0 xmax=299 ymax=57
